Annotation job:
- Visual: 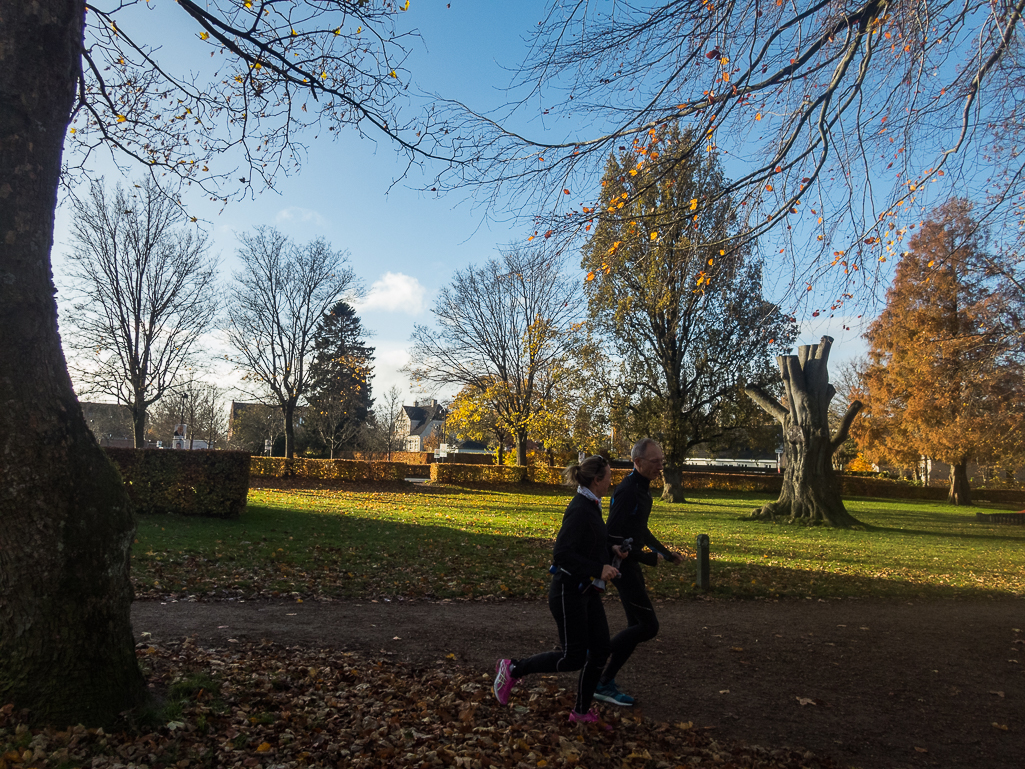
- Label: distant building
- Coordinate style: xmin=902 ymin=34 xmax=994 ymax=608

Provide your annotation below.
xmin=438 ymin=439 xmax=490 ymax=456
xmin=80 ymin=401 xmax=137 ymax=448
xmin=399 ymin=399 xmax=447 ymax=452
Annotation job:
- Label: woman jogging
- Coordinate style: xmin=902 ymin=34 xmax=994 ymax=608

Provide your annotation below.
xmin=492 ymin=455 xmax=624 ymax=725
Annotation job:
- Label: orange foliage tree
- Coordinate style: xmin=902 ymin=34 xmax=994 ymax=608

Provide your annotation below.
xmin=853 ymin=199 xmax=1025 ymax=504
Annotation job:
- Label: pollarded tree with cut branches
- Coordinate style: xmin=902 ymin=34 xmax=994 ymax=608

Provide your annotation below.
xmin=745 ymin=337 xmax=864 ymax=527
xmin=434 ymin=0 xmax=1025 ymax=309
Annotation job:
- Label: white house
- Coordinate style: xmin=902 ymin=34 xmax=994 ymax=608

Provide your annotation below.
xmin=400 ymin=399 xmax=447 ymax=452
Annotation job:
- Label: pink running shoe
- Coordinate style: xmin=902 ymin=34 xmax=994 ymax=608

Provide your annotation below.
xmin=493 ymin=659 xmax=518 ymax=705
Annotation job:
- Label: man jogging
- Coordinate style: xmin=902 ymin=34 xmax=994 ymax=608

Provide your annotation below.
xmin=594 ymin=438 xmax=682 ymax=707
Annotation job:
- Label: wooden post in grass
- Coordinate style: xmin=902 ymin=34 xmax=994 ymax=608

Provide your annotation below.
xmin=695 ymin=534 xmax=710 ymax=589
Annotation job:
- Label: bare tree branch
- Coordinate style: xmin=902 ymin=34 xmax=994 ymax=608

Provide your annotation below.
xmin=430 ymin=0 xmax=1025 ymax=309
xmin=404 ymin=246 xmax=581 ymax=464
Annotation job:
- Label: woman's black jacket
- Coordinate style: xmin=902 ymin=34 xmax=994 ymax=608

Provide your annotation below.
xmin=551 ymin=493 xmax=609 ymax=582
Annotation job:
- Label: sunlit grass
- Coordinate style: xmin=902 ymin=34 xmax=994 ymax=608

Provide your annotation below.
xmin=132 ymin=483 xmax=1025 ymax=601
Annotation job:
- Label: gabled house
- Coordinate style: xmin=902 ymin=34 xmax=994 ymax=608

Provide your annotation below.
xmin=400 ymin=399 xmax=447 ymax=452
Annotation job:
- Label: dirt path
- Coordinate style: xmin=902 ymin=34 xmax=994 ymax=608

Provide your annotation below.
xmin=132 ymin=596 xmax=1024 ymax=769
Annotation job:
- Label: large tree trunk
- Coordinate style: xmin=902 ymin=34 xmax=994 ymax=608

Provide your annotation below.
xmin=283 ymin=401 xmax=296 ymax=458
xmin=744 ymin=337 xmax=865 ymax=528
xmin=132 ymin=402 xmax=147 ymax=449
xmin=660 ymin=464 xmax=688 ymax=503
xmin=948 ymin=459 xmax=972 ymax=506
xmin=515 ymin=430 xmax=528 ymax=466
xmin=0 ymin=0 xmax=146 ymax=725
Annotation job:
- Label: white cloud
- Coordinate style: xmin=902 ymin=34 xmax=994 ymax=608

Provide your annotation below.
xmin=358 ymin=272 xmax=427 ymax=315
xmin=275 ymin=207 xmax=327 ymax=227
xmin=378 ymin=347 xmax=411 ymax=368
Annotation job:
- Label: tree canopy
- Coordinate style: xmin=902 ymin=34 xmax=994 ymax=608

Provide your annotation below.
xmin=853 ymin=198 xmax=1025 ymax=503
xmin=581 ymin=125 xmax=796 ymax=501
xmin=308 ymin=301 xmax=376 ymax=458
xmin=68 ymin=0 xmax=448 ymax=199
xmin=406 ymin=247 xmax=580 ymax=465
xmin=435 ymin=0 xmax=1025 ymax=309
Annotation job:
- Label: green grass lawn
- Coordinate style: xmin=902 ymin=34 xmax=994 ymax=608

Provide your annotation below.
xmin=131 ymin=483 xmax=1025 ymax=602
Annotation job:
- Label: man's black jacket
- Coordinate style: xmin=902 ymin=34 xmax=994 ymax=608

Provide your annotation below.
xmin=606 ymin=470 xmax=671 ymax=567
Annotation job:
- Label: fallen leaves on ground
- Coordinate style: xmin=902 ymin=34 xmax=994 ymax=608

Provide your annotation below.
xmin=1 ymin=638 xmax=843 ymax=769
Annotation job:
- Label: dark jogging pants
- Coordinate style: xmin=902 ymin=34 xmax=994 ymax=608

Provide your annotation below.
xmin=511 ymin=574 xmax=611 ymax=714
xmin=601 ymin=559 xmax=659 ymax=684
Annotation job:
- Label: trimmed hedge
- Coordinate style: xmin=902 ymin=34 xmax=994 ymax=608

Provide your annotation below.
xmin=336 ymin=451 xmax=434 ymax=465
xmin=104 ymin=448 xmax=249 ymax=518
xmin=976 ymin=512 xmax=1025 ymax=524
xmin=838 ymin=475 xmax=1025 ymax=505
xmin=249 ymin=456 xmax=1025 ymax=506
xmin=251 ymin=457 xmax=415 ymax=482
xmin=431 ymin=463 xmax=528 ymax=484
xmin=671 ymin=471 xmax=782 ymax=493
xmin=437 ymin=453 xmax=495 ymax=465
xmin=527 ymin=466 xmax=567 ymax=485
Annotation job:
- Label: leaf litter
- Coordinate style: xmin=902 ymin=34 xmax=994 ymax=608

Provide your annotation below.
xmin=1 ymin=637 xmax=843 ymax=769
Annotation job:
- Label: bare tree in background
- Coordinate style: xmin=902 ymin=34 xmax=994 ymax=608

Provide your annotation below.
xmin=371 ymin=385 xmax=406 ymax=460
xmin=226 ymin=402 xmax=283 ymax=455
xmin=227 ymin=227 xmax=359 ymax=459
xmin=61 ymin=177 xmax=218 ymax=448
xmin=406 ymin=247 xmax=580 ymax=466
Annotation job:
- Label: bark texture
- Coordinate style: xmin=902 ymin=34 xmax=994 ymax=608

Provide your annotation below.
xmin=515 ymin=431 xmax=527 ymax=467
xmin=948 ymin=460 xmax=972 ymax=506
xmin=744 ymin=337 xmax=864 ymax=528
xmin=661 ymin=464 xmax=688 ymax=503
xmin=0 ymin=0 xmax=146 ymax=725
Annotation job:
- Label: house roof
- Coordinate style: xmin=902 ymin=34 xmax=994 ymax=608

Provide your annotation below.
xmin=403 ymin=402 xmax=447 ymax=433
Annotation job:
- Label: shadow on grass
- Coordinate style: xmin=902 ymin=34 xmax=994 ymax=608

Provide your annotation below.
xmin=133 ymin=502 xmax=1024 ymax=602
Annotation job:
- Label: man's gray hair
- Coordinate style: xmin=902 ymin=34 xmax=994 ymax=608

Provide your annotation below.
xmin=631 ymin=438 xmax=660 ymax=462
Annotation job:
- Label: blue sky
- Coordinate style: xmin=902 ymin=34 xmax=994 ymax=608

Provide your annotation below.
xmin=52 ymin=1 xmax=873 ymax=408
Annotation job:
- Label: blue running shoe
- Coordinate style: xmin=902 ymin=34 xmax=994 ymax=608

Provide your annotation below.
xmin=593 ymin=680 xmax=635 ymax=706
